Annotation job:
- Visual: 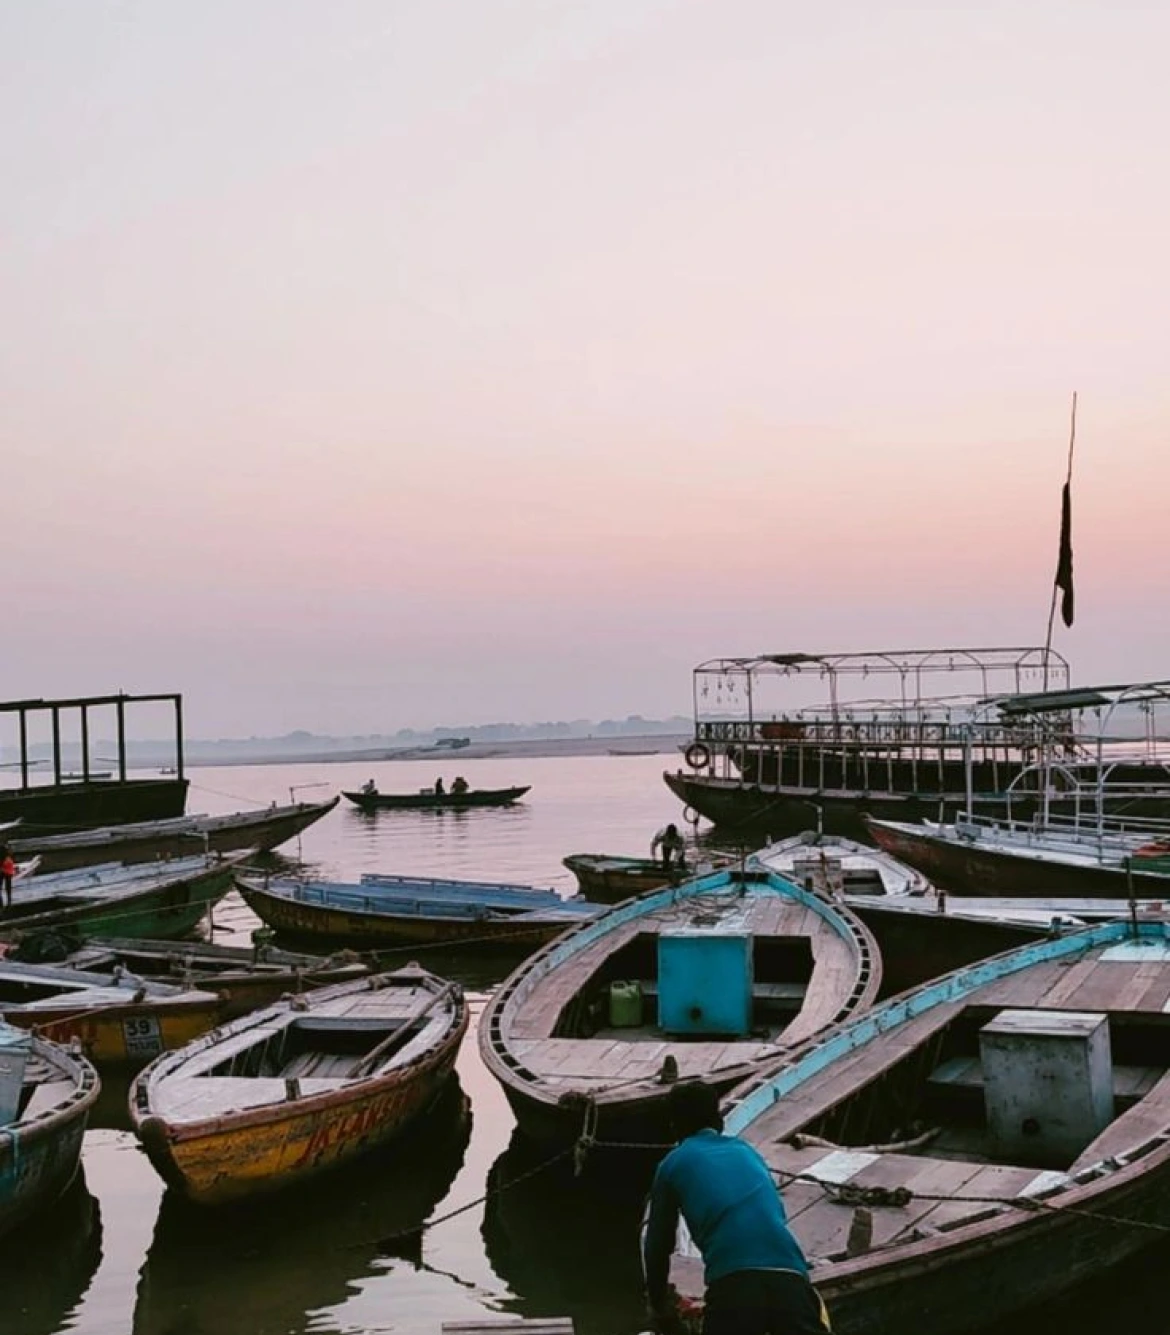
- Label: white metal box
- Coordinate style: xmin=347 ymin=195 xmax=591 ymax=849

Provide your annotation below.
xmin=979 ymin=1008 xmax=1112 ymax=1166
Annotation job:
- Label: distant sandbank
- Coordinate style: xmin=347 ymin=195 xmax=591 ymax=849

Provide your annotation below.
xmin=184 ymin=733 xmax=692 ymax=769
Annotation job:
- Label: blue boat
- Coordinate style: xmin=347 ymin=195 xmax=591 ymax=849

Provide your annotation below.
xmin=236 ymin=873 xmax=599 ymax=949
xmin=0 ymin=1023 xmax=100 ymax=1238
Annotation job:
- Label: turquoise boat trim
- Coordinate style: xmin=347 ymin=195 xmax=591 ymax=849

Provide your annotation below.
xmin=538 ymin=868 xmax=853 ymax=973
xmin=725 ymin=917 xmax=1159 ymax=1135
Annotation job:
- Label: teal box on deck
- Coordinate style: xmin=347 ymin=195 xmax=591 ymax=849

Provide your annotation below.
xmin=657 ymin=930 xmax=753 ymax=1036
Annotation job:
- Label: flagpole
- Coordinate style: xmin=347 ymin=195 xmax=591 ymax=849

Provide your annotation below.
xmin=1043 ymin=391 xmax=1078 ymax=690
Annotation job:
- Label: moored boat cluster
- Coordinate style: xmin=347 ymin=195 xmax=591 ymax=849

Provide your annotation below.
xmin=8 ymin=660 xmax=1170 ymax=1335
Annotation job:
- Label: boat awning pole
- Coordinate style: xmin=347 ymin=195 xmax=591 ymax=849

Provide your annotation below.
xmin=116 ymin=698 xmax=127 ymax=782
xmin=174 ymin=696 xmax=185 ymax=782
xmin=18 ymin=708 xmax=28 ymax=791
xmin=80 ymin=706 xmax=90 ymax=782
xmin=51 ymin=705 xmax=62 ymax=787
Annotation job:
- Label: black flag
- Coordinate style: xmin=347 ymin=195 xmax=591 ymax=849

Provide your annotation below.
xmin=1055 ymin=480 xmax=1074 ymax=627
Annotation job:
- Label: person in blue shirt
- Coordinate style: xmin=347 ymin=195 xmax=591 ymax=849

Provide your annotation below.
xmin=642 ymin=1081 xmax=830 ymax=1335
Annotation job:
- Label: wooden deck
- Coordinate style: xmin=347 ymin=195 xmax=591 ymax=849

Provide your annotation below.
xmin=729 ymin=932 xmax=1170 ymax=1269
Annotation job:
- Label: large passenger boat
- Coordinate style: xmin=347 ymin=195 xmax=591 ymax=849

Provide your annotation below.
xmin=663 ymin=650 xmax=1170 ymax=841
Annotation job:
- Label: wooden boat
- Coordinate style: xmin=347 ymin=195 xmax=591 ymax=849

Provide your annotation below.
xmin=129 ymin=964 xmax=468 ymax=1204
xmin=668 ymin=916 xmax=1170 ymax=1335
xmin=562 ymin=852 xmax=736 ymax=903
xmin=11 ymin=796 xmax=339 ymax=874
xmin=867 ymin=813 xmax=1170 ymax=899
xmin=0 ymin=691 xmax=188 ymax=833
xmin=0 ymin=959 xmax=221 ymax=1068
xmin=52 ymin=935 xmax=372 ymax=1020
xmin=665 ymin=655 xmax=1170 ymax=839
xmin=0 ymin=1021 xmax=100 ymax=1238
xmin=479 ymin=866 xmax=881 ymax=1148
xmin=342 ymin=784 xmax=530 ymax=812
xmin=236 ymin=873 xmax=599 ymax=949
xmin=0 ymin=853 xmax=243 ymax=940
xmin=135 ymin=1081 xmax=471 ymax=1332
xmin=751 ymin=830 xmax=935 ymax=898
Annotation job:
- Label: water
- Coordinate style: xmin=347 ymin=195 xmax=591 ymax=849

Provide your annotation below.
xmin=9 ymin=753 xmax=1170 ymax=1335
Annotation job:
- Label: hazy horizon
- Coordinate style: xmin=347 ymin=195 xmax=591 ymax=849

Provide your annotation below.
xmin=4 ymin=3 xmax=1167 ymax=738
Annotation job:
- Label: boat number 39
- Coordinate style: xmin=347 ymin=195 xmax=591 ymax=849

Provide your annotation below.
xmin=122 ymin=1015 xmax=163 ymax=1057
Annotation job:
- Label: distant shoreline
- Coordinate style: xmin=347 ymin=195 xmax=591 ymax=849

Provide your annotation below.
xmin=181 ymin=733 xmax=692 ymax=769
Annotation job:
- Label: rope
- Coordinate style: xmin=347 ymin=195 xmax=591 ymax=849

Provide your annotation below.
xmin=350 ymin=1141 xmax=575 ymax=1251
xmin=769 ymin=1165 xmax=1170 ymax=1238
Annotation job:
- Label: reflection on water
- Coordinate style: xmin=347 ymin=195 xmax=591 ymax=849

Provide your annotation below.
xmin=482 ymin=1132 xmax=654 ymax=1335
xmin=4 ymin=1172 xmax=103 ymax=1335
xmin=134 ymin=1081 xmax=471 ymax=1335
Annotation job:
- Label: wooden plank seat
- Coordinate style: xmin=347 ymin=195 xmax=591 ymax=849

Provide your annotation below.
xmin=927 ymin=1056 xmax=1166 ymax=1107
xmin=636 ymin=980 xmax=808 ymax=1005
xmin=154 ymin=1075 xmax=354 ymax=1120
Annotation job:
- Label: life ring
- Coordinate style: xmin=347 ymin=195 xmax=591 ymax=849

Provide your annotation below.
xmin=684 ymin=742 xmax=710 ymax=770
xmin=683 ymin=806 xmax=701 ymax=827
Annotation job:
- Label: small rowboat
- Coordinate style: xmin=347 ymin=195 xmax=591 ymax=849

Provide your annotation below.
xmin=11 ymin=797 xmax=339 ymax=874
xmin=0 ymin=854 xmax=244 ymax=940
xmin=130 ymin=964 xmax=468 ymax=1204
xmin=480 ymin=865 xmax=881 ymax=1148
xmin=669 ymin=916 xmax=1170 ymax=1335
xmin=54 ymin=935 xmax=372 ymax=1020
xmin=236 ymin=874 xmax=599 ymax=950
xmin=0 ymin=959 xmax=221 ymax=1068
xmin=751 ymin=830 xmax=935 ymax=898
xmin=342 ymin=785 xmax=530 ymax=812
xmin=562 ymin=852 xmax=736 ymax=903
xmin=0 ymin=1022 xmax=100 ymax=1238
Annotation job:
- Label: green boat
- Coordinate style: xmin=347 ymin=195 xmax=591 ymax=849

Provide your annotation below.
xmin=0 ymin=855 xmax=245 ymax=941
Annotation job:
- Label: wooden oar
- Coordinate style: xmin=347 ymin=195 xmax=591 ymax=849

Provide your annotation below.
xmin=350 ymin=980 xmax=459 ymax=1078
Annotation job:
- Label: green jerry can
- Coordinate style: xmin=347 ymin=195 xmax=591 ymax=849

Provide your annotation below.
xmin=608 ymin=979 xmax=644 ymax=1028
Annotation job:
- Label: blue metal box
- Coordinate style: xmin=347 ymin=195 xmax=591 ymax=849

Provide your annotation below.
xmin=657 ymin=930 xmax=753 ymax=1036
xmin=0 ymin=1023 xmax=31 ymax=1125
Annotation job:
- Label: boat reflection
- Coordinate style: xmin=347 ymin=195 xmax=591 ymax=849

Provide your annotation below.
xmin=3 ymin=1171 xmax=103 ymax=1335
xmin=133 ymin=1080 xmax=471 ymax=1335
xmin=482 ymin=1131 xmax=650 ymax=1335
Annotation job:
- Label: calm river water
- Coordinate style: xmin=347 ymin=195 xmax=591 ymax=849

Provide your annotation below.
xmin=9 ymin=753 xmax=1170 ymax=1335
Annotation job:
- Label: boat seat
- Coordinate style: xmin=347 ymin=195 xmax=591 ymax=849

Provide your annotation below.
xmin=638 ymin=981 xmax=808 ymax=1006
xmin=927 ymin=1057 xmax=1163 ymax=1108
xmin=154 ymin=1075 xmax=356 ymax=1121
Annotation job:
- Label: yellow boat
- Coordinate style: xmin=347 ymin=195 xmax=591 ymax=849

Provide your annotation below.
xmin=129 ymin=964 xmax=467 ymax=1204
xmin=0 ymin=959 xmax=221 ymax=1069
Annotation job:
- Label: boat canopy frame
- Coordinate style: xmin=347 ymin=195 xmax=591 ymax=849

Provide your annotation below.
xmin=0 ymin=692 xmax=184 ymax=791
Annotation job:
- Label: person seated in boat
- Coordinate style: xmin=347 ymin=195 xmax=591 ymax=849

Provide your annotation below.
xmin=651 ymin=823 xmax=687 ymax=871
xmin=361 ymin=778 xmax=378 ymax=795
xmin=451 ymin=775 xmax=469 ymax=796
xmin=0 ymin=844 xmax=13 ymax=908
xmin=434 ymin=777 xmax=445 ymax=796
xmin=643 ymin=1081 xmax=829 ymax=1335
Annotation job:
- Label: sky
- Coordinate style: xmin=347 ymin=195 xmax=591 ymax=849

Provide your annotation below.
xmin=2 ymin=1 xmax=1167 ymax=737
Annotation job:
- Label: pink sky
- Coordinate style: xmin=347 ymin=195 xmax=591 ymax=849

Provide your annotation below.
xmin=2 ymin=2 xmax=1167 ymax=735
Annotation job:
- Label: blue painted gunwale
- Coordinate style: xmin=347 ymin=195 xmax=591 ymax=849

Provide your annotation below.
xmin=724 ymin=916 xmax=1159 ymax=1135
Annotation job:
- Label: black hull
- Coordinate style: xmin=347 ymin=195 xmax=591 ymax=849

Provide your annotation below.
xmin=0 ymin=778 xmax=189 ymax=836
xmin=664 ymin=771 xmax=1170 ymax=845
xmin=343 ymin=785 xmax=530 ymax=812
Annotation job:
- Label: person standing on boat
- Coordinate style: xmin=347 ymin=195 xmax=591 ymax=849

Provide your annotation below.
xmin=434 ymin=777 xmax=445 ymax=797
xmin=642 ymin=1082 xmax=830 ymax=1335
xmin=0 ymin=844 xmax=14 ymax=908
xmin=651 ymin=823 xmax=686 ymax=870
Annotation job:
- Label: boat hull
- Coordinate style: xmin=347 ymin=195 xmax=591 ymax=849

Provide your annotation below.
xmin=0 ymin=1040 xmax=100 ymax=1239
xmin=12 ymin=798 xmax=338 ymax=874
xmin=665 ymin=770 xmax=1170 ymax=843
xmin=238 ymin=880 xmax=577 ymax=950
xmin=2 ymin=861 xmax=237 ymax=940
xmin=0 ymin=778 xmax=189 ymax=836
xmin=5 ymin=997 xmax=221 ymax=1070
xmin=561 ymin=855 xmax=684 ymax=903
xmin=132 ymin=977 xmax=468 ymax=1205
xmin=342 ymin=785 xmax=530 ymax=812
xmin=868 ymin=820 xmax=1170 ymax=899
